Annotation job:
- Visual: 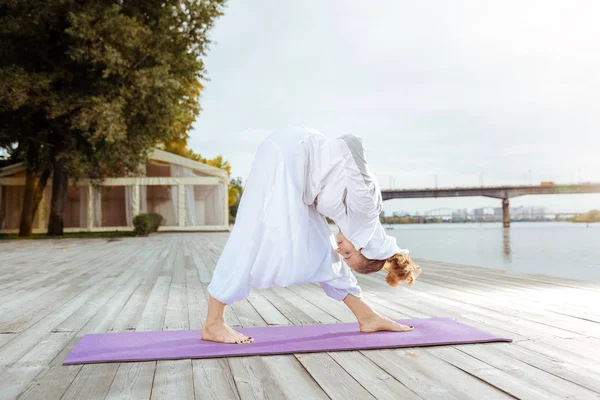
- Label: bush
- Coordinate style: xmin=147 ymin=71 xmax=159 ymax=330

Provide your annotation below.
xmin=133 ymin=213 xmax=163 ymax=236
xmin=147 ymin=213 xmax=163 ymax=232
xmin=133 ymin=214 xmax=151 ymax=236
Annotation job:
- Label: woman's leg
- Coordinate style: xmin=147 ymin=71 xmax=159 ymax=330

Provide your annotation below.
xmin=343 ymin=294 xmax=413 ymax=332
xmin=201 ymin=295 xmax=253 ymax=344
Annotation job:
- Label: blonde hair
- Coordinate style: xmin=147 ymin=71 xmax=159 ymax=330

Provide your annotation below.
xmin=355 ymin=253 xmax=421 ymax=287
xmin=383 ymin=253 xmax=421 ymax=287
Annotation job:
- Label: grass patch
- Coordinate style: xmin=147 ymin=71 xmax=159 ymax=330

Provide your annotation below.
xmin=0 ymin=231 xmax=136 ymax=240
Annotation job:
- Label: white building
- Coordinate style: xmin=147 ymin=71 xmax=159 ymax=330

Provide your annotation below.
xmin=0 ymin=149 xmax=229 ymax=233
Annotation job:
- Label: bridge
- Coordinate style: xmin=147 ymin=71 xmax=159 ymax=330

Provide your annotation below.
xmin=381 ymin=183 xmax=600 ymax=227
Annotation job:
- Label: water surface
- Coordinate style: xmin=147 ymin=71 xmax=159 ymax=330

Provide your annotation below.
xmin=383 ymin=222 xmax=600 ymax=282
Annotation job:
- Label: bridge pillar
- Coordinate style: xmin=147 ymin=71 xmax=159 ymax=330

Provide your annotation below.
xmin=502 ymin=198 xmax=510 ymax=228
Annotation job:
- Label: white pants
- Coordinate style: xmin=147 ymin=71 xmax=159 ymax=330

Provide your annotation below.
xmin=207 ymin=128 xmax=362 ymax=305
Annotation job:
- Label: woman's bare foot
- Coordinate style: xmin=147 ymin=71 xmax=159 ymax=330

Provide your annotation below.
xmin=201 ymin=322 xmax=254 ymax=344
xmin=342 ymin=294 xmax=413 ymax=333
xmin=358 ymin=313 xmax=414 ymax=333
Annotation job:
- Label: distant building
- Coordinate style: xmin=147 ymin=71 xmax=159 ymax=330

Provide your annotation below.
xmin=472 ymin=207 xmax=496 ymax=221
xmin=0 ymin=149 xmax=230 ymax=233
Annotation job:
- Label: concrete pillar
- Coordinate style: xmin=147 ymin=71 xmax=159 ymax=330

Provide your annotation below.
xmin=502 ymin=198 xmax=510 ymax=228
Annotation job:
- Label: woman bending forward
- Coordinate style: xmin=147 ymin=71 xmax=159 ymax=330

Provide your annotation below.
xmin=202 ymin=127 xmax=421 ymax=344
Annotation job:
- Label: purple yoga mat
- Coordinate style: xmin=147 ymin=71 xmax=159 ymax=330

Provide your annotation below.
xmin=63 ymin=317 xmax=511 ymax=365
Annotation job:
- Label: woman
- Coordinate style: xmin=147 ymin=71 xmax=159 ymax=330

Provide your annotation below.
xmin=202 ymin=127 xmax=421 ymax=344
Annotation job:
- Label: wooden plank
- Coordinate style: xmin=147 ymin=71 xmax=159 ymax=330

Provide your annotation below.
xmin=261 ymin=288 xmax=319 ymax=326
xmin=171 ymin=237 xmax=186 ymax=285
xmin=77 ymin=275 xmax=143 ymax=336
xmin=430 ymin=346 xmax=560 ymax=399
xmin=186 ymin=238 xmax=214 ymax=283
xmin=403 ymin=278 xmax=600 ymax=337
xmin=56 ymin=271 xmax=136 ymax=333
xmin=17 ymin=273 xmax=145 ymax=399
xmin=358 ymin=275 xmax=565 ymax=341
xmin=231 ymin=299 xmax=267 ymax=328
xmin=136 ymin=276 xmax=171 ymax=332
xmin=494 ymin=342 xmax=600 ymax=392
xmin=456 ymin=344 xmax=599 ymax=399
xmin=192 ymin=358 xmax=241 ymax=400
xmin=35 ymin=253 xmax=149 ymax=399
xmin=0 ymin=332 xmax=72 ymax=399
xmin=516 ymin=338 xmax=600 ymax=370
xmin=409 ymin=273 xmax=600 ymax=334
xmin=60 ymin=363 xmax=120 ymax=400
xmin=106 ymin=261 xmax=165 ymax=400
xmin=151 ymin=253 xmax=194 ymax=400
xmin=261 ymin=355 xmax=329 ymax=399
xmin=296 ymin=352 xmax=376 ymax=400
xmin=418 ymin=266 xmax=600 ymax=310
xmin=299 ymin=280 xmax=411 ymax=322
xmin=246 ymin=290 xmax=291 ymax=326
xmin=151 ymin=359 xmax=194 ymax=400
xmin=327 ymin=351 xmax=420 ymax=399
xmin=185 ymin=268 xmax=207 ymax=330
xmin=228 ymin=356 xmax=287 ymax=400
xmin=357 ymin=282 xmax=528 ymax=341
xmin=105 ymin=362 xmax=156 ymax=400
xmin=108 ymin=283 xmax=153 ymax=332
xmin=1 ymin=283 xmax=82 ymax=331
xmin=1 ymin=247 xmax=137 ymax=332
xmin=271 ymin=286 xmax=338 ymax=324
xmin=163 ymin=283 xmax=189 ymax=331
xmin=0 ymin=278 xmax=113 ymax=375
xmin=0 ymin=333 xmax=16 ymax=348
xmin=287 ymin=284 xmax=355 ymax=323
xmin=362 ymin=348 xmax=512 ymax=400
xmin=17 ymin=337 xmax=84 ymax=400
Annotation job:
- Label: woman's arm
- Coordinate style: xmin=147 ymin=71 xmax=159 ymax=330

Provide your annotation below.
xmin=339 ymin=134 xmax=383 ymax=251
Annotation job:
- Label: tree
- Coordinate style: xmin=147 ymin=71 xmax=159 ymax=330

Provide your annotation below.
xmin=229 ymin=177 xmax=243 ymax=222
xmin=0 ymin=100 xmax=53 ymax=236
xmin=0 ymin=0 xmax=225 ymax=235
xmin=571 ymin=210 xmax=600 ymax=223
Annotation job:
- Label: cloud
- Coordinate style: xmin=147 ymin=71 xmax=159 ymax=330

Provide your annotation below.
xmin=189 ymin=0 xmax=600 ymax=212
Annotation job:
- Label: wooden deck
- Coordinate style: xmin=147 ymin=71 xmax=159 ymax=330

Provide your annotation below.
xmin=0 ymin=232 xmax=599 ymax=400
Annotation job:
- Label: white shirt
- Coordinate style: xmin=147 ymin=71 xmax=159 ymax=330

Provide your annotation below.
xmin=303 ymin=132 xmax=405 ymax=260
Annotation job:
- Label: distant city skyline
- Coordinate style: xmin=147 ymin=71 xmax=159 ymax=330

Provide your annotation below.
xmin=381 ymin=195 xmax=598 ymax=215
xmin=387 ymin=204 xmax=564 ymax=217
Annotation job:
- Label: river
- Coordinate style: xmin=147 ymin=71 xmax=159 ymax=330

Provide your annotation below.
xmin=382 ymin=222 xmax=600 ymax=282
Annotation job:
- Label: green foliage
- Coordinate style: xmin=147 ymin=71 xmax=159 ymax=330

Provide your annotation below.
xmin=133 ymin=212 xmax=163 ymax=236
xmin=1 ymin=0 xmax=226 ymax=234
xmin=380 ymin=216 xmax=421 ymax=224
xmin=229 ymin=177 xmax=243 ymax=223
xmin=571 ymin=210 xmax=600 ymax=223
xmin=147 ymin=212 xmax=163 ymax=232
xmin=133 ymin=214 xmax=151 ymax=236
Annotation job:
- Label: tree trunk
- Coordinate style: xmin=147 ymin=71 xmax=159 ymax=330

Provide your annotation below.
xmin=47 ymin=157 xmax=68 ymax=236
xmin=19 ymin=170 xmax=37 ymax=237
xmin=18 ymin=164 xmax=53 ymax=237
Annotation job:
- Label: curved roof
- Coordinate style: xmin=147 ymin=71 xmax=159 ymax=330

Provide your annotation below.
xmin=0 ymin=149 xmax=229 ymax=179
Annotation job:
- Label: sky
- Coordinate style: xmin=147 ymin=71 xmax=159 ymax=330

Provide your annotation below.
xmin=190 ymin=0 xmax=600 ymax=214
